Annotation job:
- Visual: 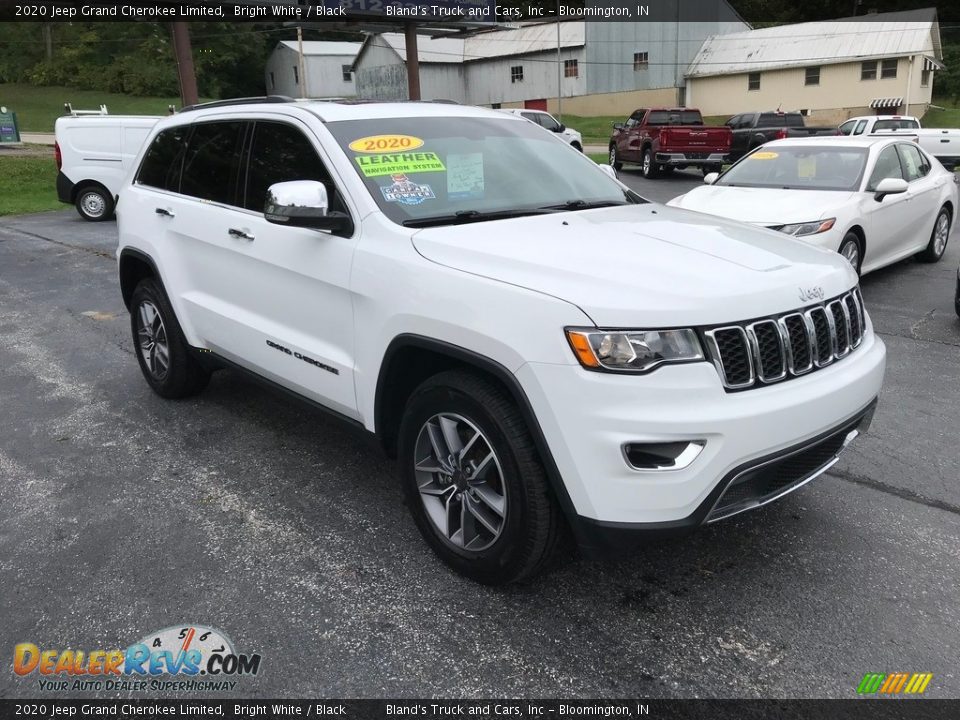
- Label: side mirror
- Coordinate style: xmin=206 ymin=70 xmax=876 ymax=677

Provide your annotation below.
xmin=264 ymin=180 xmax=353 ymax=235
xmin=597 ymin=163 xmax=618 ymax=180
xmin=555 ymin=123 xmax=566 ymax=133
xmin=613 ymin=122 xmax=625 ymax=131
xmin=872 ymin=177 xmax=908 ymax=202
xmin=703 ymin=172 xmax=720 ymax=185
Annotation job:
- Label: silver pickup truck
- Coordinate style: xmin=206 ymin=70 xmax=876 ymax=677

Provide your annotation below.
xmin=839 ymin=115 xmax=960 ymax=170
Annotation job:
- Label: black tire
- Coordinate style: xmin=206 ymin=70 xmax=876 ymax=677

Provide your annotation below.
xmin=955 ymin=274 xmax=960 ymax=319
xmin=75 ymin=184 xmax=114 ymax=222
xmin=641 ymin=147 xmax=659 ymax=179
xmin=571 ymin=142 xmax=583 ymax=153
xmin=397 ymin=370 xmax=562 ymax=585
xmin=917 ymin=206 xmax=951 ymax=263
xmin=130 ymin=278 xmax=210 ymax=399
xmin=608 ymin=144 xmax=623 ymax=171
xmin=838 ymin=232 xmax=863 ymax=275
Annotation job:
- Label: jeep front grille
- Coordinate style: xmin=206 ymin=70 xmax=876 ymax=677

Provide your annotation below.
xmin=704 ymin=289 xmax=865 ymax=391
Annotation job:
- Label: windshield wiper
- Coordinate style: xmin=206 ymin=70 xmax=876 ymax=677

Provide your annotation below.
xmin=538 ymin=199 xmax=631 ymax=211
xmin=402 ymin=207 xmax=558 ymax=228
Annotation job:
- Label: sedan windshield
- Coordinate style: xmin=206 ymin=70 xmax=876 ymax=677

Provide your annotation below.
xmin=326 ymin=116 xmax=643 ymax=226
xmin=718 ymin=146 xmax=868 ymax=191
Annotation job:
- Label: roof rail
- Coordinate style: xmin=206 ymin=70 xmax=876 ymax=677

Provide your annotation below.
xmin=178 ymin=96 xmax=295 ymax=113
xmin=64 ymin=103 xmax=109 ymax=116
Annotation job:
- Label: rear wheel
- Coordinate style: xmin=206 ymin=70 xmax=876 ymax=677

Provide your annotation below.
xmin=130 ymin=278 xmax=210 ymax=399
xmin=641 ymin=148 xmax=658 ymax=179
xmin=917 ymin=206 xmax=951 ymax=263
xmin=838 ymin=233 xmax=863 ymax=275
xmin=75 ymin=184 xmax=114 ymax=222
xmin=397 ymin=370 xmax=562 ymax=585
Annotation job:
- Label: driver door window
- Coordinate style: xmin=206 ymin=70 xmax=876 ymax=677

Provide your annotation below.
xmin=897 ymin=144 xmax=929 ymax=181
xmin=866 ymin=146 xmax=904 ymax=191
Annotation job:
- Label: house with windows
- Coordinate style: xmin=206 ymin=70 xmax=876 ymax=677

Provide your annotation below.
xmin=351 ymin=10 xmax=748 ymax=114
xmin=264 ymin=41 xmax=362 ymax=99
xmin=685 ymin=8 xmax=943 ymax=124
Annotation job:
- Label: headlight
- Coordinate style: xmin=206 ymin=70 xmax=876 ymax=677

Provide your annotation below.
xmin=778 ymin=218 xmax=836 ymax=237
xmin=565 ymin=328 xmax=704 ymax=372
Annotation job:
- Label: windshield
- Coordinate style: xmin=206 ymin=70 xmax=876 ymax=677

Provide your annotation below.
xmin=326 ymin=116 xmax=642 ymax=226
xmin=717 ymin=145 xmax=868 ymax=191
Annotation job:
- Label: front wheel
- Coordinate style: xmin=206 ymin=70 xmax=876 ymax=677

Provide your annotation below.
xmin=75 ymin=184 xmax=114 ymax=222
xmin=608 ymin=145 xmax=623 ymax=170
xmin=130 ymin=278 xmax=210 ymax=399
xmin=397 ymin=370 xmax=562 ymax=585
xmin=839 ymin=233 xmax=863 ymax=275
xmin=917 ymin=206 xmax=951 ymax=263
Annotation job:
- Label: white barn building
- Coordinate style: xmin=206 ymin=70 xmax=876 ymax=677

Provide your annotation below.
xmin=264 ymin=40 xmax=362 ymax=99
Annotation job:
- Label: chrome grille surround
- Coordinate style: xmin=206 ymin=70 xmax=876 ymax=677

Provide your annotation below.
xmin=704 ymin=289 xmax=866 ymax=391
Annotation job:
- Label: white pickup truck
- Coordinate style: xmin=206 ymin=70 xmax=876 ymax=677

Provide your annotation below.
xmin=838 ymin=115 xmax=960 ymax=170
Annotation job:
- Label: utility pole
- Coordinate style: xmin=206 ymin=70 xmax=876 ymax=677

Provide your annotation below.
xmin=405 ymin=22 xmax=421 ymax=101
xmin=296 ymin=25 xmax=308 ymax=99
xmin=556 ymin=18 xmax=562 ymax=121
xmin=171 ymin=22 xmax=198 ymax=107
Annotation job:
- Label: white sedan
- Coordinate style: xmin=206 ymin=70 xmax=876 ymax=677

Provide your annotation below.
xmin=667 ymin=137 xmax=958 ymax=275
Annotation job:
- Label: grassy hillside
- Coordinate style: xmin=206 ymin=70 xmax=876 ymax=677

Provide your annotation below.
xmin=0 ymin=153 xmax=61 ymax=216
xmin=0 ymin=83 xmax=200 ymax=132
xmin=924 ymin=104 xmax=960 ymax=128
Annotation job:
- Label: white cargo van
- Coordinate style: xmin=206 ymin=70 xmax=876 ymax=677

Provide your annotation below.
xmin=55 ymin=111 xmax=161 ymax=220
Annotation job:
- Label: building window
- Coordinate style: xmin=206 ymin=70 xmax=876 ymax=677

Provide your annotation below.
xmin=511 ymin=65 xmax=523 ymax=83
xmin=881 ymin=59 xmax=898 ymax=79
xmin=491 ymin=103 xmax=501 ymax=109
xmin=268 ymin=72 xmax=275 ymax=90
xmin=748 ymin=72 xmax=760 ymax=91
xmin=921 ymin=69 xmax=930 ymax=87
xmin=564 ymin=59 xmax=578 ymax=78
xmin=342 ymin=65 xmax=352 ymax=83
xmin=861 ymin=61 xmax=877 ymax=80
xmin=633 ymin=52 xmax=648 ymax=71
xmin=805 ymin=66 xmax=820 ymax=86
xmin=292 ymin=65 xmax=299 ymax=85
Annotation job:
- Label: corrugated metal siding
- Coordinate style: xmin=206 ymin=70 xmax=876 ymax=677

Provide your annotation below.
xmin=466 ymin=48 xmax=586 ymax=105
xmin=688 ymin=11 xmax=939 ymax=78
xmin=586 ymin=18 xmax=747 ymax=94
xmin=265 ymin=45 xmax=358 ymax=98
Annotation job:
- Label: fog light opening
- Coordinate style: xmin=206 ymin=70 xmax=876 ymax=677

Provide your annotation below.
xmin=622 ymin=440 xmax=705 ymax=471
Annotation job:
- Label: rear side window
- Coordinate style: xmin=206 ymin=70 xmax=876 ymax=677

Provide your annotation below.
xmin=180 ymin=121 xmax=245 ymax=205
xmin=244 ymin=121 xmax=338 ymax=213
xmin=137 ymin=127 xmax=189 ymax=192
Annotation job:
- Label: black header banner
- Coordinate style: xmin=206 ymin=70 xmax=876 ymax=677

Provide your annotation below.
xmin=1 ymin=699 xmax=959 ymax=720
xmin=0 ymin=0 xmax=950 ymax=23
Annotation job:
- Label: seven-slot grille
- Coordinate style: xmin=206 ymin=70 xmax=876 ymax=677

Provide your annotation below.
xmin=704 ymin=289 xmax=866 ymax=391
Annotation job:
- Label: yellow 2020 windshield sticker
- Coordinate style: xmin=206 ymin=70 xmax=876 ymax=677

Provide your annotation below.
xmin=355 ymin=152 xmax=446 ymax=177
xmin=349 ymin=135 xmax=424 ymax=153
xmin=751 ymin=151 xmax=779 ymax=160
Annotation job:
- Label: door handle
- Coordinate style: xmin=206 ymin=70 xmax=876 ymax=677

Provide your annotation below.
xmin=155 ymin=207 xmax=175 ymax=218
xmin=228 ymin=228 xmax=255 ymax=241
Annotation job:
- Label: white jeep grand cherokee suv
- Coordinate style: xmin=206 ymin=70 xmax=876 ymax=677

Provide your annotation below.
xmin=117 ymin=99 xmax=885 ymax=584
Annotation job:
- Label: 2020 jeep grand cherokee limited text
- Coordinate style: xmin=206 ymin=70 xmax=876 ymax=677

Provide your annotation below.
xmin=116 ymin=100 xmax=886 ymax=584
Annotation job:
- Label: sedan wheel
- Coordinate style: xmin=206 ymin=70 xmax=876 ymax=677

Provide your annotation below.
xmin=918 ymin=208 xmax=951 ymax=263
xmin=839 ymin=234 xmax=862 ymax=275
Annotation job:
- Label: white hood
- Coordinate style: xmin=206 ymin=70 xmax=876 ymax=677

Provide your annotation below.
xmin=411 ymin=204 xmax=857 ymax=328
xmin=668 ymin=186 xmax=856 ymax=226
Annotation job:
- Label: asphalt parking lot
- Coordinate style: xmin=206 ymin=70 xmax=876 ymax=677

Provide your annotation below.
xmin=1 ymin=171 xmax=959 ymax=699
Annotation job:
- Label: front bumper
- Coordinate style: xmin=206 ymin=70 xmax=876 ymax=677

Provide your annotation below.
xmin=516 ymin=329 xmax=885 ymax=549
xmin=656 ymin=152 xmax=727 ymax=166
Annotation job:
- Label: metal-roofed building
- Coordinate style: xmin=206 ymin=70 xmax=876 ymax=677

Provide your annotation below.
xmin=352 ymin=11 xmax=748 ymax=114
xmin=685 ymin=8 xmax=943 ymax=123
xmin=265 ymin=40 xmax=363 ymax=99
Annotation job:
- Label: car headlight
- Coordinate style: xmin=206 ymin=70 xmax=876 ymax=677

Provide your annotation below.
xmin=778 ymin=218 xmax=836 ymax=237
xmin=565 ymin=328 xmax=704 ymax=372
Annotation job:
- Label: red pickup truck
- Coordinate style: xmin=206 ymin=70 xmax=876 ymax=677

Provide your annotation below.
xmin=608 ymin=108 xmax=732 ymax=179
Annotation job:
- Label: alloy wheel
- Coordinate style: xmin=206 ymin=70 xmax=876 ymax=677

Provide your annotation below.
xmin=934 ymin=212 xmax=950 ymax=257
xmin=841 ymin=239 xmax=860 ymax=270
xmin=413 ymin=413 xmax=507 ymax=552
xmin=136 ymin=300 xmax=170 ymax=379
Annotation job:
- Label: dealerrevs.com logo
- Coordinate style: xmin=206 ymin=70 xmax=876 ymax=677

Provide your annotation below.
xmin=13 ymin=625 xmax=261 ymax=692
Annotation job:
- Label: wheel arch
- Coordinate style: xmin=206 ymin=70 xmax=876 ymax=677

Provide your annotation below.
xmin=373 ymin=334 xmax=579 ymax=527
xmin=119 ymin=248 xmax=161 ymax=310
xmin=845 ymin=224 xmax=867 ymax=258
xmin=72 ymin=179 xmax=110 ymax=203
